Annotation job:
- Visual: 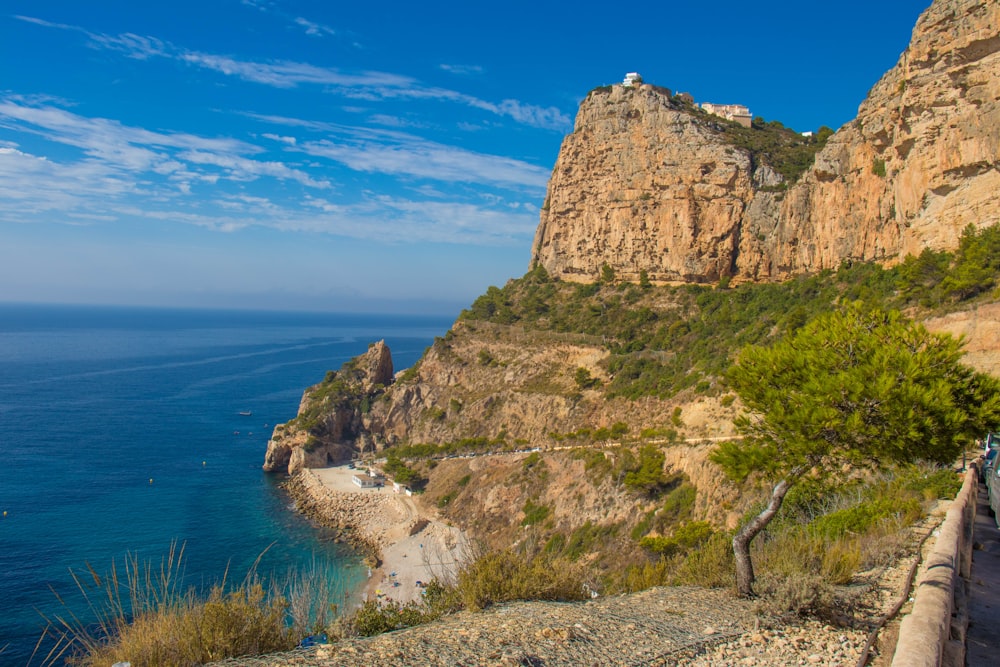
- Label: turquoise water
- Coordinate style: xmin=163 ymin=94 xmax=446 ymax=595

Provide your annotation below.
xmin=0 ymin=304 xmax=451 ymax=665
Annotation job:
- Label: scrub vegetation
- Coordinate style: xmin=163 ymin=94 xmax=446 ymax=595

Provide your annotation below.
xmin=50 ymin=225 xmax=1000 ymax=660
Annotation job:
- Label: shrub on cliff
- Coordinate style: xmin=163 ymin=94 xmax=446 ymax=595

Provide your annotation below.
xmin=459 ymin=225 xmax=1000 ymax=403
xmin=39 ymin=543 xmax=343 ymax=667
xmin=453 ymin=548 xmax=588 ymax=611
xmin=714 ymin=305 xmax=1000 ymax=596
xmin=338 ymin=548 xmax=587 ymax=638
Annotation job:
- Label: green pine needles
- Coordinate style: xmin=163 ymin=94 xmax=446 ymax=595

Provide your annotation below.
xmin=713 ymin=305 xmax=1000 ymax=596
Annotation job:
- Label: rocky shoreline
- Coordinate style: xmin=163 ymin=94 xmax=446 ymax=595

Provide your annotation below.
xmin=282 ymin=470 xmax=390 ymax=566
xmin=282 ymin=466 xmax=468 ymax=606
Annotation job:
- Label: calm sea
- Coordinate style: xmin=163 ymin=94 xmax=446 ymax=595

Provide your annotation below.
xmin=0 ymin=303 xmax=451 ymax=665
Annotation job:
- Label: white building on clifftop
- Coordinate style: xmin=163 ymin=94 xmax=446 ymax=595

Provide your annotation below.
xmin=623 ymin=72 xmax=642 ymax=87
xmin=700 ymin=102 xmax=752 ymax=127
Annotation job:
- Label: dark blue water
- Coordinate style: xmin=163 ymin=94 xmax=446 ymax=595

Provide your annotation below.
xmin=0 ymin=303 xmax=451 ymax=665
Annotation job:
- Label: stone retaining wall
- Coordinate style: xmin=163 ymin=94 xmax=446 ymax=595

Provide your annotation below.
xmin=891 ymin=465 xmax=977 ymax=667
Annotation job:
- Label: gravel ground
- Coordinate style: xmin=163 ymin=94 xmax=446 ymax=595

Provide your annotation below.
xmin=209 ymin=586 xmax=880 ymax=666
xmin=207 ymin=487 xmax=947 ymax=666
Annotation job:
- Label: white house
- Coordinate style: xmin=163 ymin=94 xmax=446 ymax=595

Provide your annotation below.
xmin=352 ymin=473 xmax=379 ymax=488
xmin=623 ymin=72 xmax=642 ymax=87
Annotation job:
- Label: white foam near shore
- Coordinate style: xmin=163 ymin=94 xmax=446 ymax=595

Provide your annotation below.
xmin=308 ymin=465 xmax=469 ymax=605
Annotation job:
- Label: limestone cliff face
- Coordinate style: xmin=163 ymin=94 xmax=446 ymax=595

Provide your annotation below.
xmin=263 ymin=340 xmax=393 ymax=475
xmin=531 ymin=0 xmax=1000 ymax=283
xmin=531 ymin=84 xmax=756 ymax=284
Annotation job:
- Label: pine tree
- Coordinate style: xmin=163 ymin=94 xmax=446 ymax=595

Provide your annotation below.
xmin=712 ymin=305 xmax=1000 ymax=597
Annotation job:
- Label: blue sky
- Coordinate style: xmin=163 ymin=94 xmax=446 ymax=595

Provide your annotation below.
xmin=1 ymin=1 xmax=932 ymax=314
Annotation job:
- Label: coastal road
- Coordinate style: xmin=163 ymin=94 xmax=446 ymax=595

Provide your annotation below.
xmin=966 ymin=479 xmax=1000 ymax=661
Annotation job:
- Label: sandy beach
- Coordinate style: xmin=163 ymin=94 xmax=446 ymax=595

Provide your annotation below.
xmin=307 ymin=465 xmax=469 ymax=605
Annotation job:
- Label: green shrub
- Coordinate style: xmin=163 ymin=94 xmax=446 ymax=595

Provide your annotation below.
xmin=454 ymin=549 xmax=588 ymax=611
xmin=521 ymin=499 xmax=550 ymax=526
xmin=639 ymin=521 xmax=713 ymax=555
xmin=670 ymin=530 xmax=736 ymax=588
xmin=522 ymin=451 xmax=543 ymax=470
xmin=383 ymin=453 xmax=424 ymax=488
xmin=896 ymin=465 xmax=962 ymax=500
xmin=623 ymin=445 xmax=668 ymax=496
xmin=574 ymin=367 xmax=600 ymax=390
xmin=809 ymin=497 xmax=921 ymax=539
xmin=347 ymin=598 xmax=441 ymax=637
xmin=563 ymin=521 xmax=617 ymax=561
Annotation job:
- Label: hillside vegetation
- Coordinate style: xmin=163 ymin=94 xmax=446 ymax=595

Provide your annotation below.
xmin=462 ymin=224 xmax=1000 ymax=402
xmin=375 ymin=223 xmax=1000 ymax=601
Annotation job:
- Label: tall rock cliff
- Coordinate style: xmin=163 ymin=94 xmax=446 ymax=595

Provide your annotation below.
xmin=263 ymin=340 xmax=393 ymax=474
xmin=531 ymin=0 xmax=1000 ymax=283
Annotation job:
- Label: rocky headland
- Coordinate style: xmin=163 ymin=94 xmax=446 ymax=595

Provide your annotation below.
xmin=256 ymin=0 xmax=1000 ymax=663
xmin=531 ymin=0 xmax=1000 ymax=284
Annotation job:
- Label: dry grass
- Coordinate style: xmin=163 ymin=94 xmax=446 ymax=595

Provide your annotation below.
xmin=35 ymin=542 xmax=346 ymax=667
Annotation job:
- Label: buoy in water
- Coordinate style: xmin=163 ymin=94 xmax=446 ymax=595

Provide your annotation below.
xmin=3 ymin=510 xmax=7 ymax=518
xmin=149 ymin=478 xmax=154 ymax=485
xmin=202 ymin=461 xmax=206 ymax=466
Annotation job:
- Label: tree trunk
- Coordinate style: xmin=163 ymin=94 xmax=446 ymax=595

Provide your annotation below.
xmin=733 ymin=477 xmax=793 ymax=597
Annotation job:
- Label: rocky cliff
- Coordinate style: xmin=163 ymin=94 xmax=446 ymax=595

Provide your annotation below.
xmin=531 ymin=0 xmax=1000 ymax=284
xmin=263 ymin=0 xmax=1000 ymax=563
xmin=263 ymin=340 xmax=393 ymax=475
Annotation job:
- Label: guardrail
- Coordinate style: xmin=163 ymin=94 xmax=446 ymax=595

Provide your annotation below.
xmin=890 ymin=464 xmax=977 ymax=667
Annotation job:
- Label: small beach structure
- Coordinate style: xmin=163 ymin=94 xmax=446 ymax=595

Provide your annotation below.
xmin=352 ymin=473 xmax=380 ymax=488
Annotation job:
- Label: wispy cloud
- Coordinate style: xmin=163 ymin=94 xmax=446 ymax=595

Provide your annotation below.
xmin=439 ymin=64 xmax=484 ymax=76
xmin=242 ymin=112 xmax=550 ymax=188
xmin=107 ymin=191 xmax=539 ymax=245
xmin=176 ymin=51 xmax=413 ymax=88
xmin=0 ymin=98 xmax=329 ymax=214
xmin=262 ymin=133 xmax=297 ymax=145
xmin=300 ymin=136 xmax=549 ymax=189
xmin=294 ymin=17 xmax=337 ymax=38
xmin=0 ymin=101 xmax=541 ymax=246
xmin=13 ymin=15 xmax=571 ymax=131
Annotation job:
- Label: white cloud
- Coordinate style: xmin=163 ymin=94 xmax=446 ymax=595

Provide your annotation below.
xmin=262 ymin=133 xmax=297 ymax=145
xmin=177 ymin=150 xmax=329 ymax=188
xmin=0 ymin=98 xmax=336 ymax=230
xmin=14 ymin=15 xmax=571 ymax=131
xmin=299 ymin=133 xmax=549 ymax=189
xmin=439 ymin=64 xmax=485 ymax=76
xmin=245 ymin=113 xmax=550 ymax=189
xmin=294 ymin=17 xmax=337 ymax=37
xmin=0 ymin=103 xmax=542 ymax=247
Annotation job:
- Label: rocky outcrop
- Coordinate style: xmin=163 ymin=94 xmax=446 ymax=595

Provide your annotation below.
xmin=531 ymin=0 xmax=1000 ymax=283
xmin=263 ymin=340 xmax=393 ymax=474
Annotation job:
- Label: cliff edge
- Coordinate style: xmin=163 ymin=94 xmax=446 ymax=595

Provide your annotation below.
xmin=531 ymin=0 xmax=1000 ymax=284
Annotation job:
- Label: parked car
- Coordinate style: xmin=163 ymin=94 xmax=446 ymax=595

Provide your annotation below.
xmin=988 ymin=461 xmax=1000 ymax=527
xmin=982 ymin=447 xmax=999 ymax=483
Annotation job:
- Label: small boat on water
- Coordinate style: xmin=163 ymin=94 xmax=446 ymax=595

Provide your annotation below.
xmin=239 ymin=410 xmax=252 ymax=416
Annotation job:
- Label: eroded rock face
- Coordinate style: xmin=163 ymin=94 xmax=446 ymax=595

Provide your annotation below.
xmin=531 ymin=84 xmax=753 ymax=284
xmin=531 ymin=0 xmax=1000 ymax=283
xmin=262 ymin=340 xmax=393 ymax=474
